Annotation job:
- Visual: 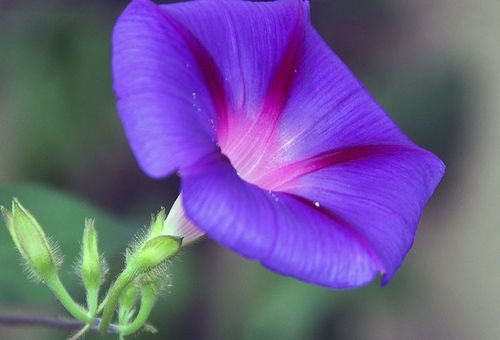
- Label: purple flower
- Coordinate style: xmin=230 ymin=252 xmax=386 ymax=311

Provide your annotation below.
xmin=112 ymin=0 xmax=445 ymax=288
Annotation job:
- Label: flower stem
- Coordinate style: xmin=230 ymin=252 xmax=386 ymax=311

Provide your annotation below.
xmin=46 ymin=275 xmax=92 ymax=324
xmin=86 ymin=287 xmax=99 ymax=317
xmin=118 ymin=284 xmax=156 ymax=336
xmin=99 ymin=269 xmax=136 ymax=332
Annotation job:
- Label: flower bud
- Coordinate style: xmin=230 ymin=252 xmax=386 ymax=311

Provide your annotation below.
xmin=1 ymin=199 xmax=61 ymax=282
xmin=127 ymin=236 xmax=182 ymax=274
xmin=81 ymin=219 xmax=104 ymax=290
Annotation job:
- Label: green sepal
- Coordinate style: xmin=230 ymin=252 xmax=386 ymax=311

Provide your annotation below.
xmin=146 ymin=207 xmax=167 ymax=240
xmin=127 ymin=208 xmax=169 ymax=258
xmin=127 ymin=236 xmax=182 ymax=274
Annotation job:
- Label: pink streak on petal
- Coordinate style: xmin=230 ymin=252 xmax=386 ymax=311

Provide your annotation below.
xmin=258 ymin=144 xmax=421 ymax=191
xmin=258 ymin=14 xmax=305 ymax=134
xmin=152 ymin=5 xmax=230 ymax=142
xmin=221 ymin=6 xmax=306 ymax=179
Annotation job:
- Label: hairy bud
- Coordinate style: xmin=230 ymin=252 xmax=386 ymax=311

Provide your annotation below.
xmin=1 ymin=199 xmax=61 ymax=282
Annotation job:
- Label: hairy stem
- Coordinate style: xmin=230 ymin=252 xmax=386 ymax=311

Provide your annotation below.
xmin=46 ymin=276 xmax=92 ymax=324
xmin=86 ymin=288 xmax=99 ymax=317
xmin=118 ymin=284 xmax=156 ymax=336
xmin=99 ymin=269 xmax=136 ymax=332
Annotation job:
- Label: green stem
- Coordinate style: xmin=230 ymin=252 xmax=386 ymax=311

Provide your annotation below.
xmin=118 ymin=299 xmax=133 ymax=326
xmin=97 ymin=297 xmax=106 ymax=315
xmin=46 ymin=276 xmax=92 ymax=324
xmin=86 ymin=288 xmax=99 ymax=317
xmin=118 ymin=285 xmax=156 ymax=336
xmin=118 ymin=307 xmax=131 ymax=327
xmin=99 ymin=269 xmax=136 ymax=332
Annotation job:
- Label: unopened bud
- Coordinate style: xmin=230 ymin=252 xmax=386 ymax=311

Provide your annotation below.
xmin=81 ymin=219 xmax=104 ymax=290
xmin=1 ymin=199 xmax=61 ymax=282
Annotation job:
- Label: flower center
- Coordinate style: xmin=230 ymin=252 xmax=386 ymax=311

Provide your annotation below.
xmin=218 ymin=118 xmax=288 ymax=192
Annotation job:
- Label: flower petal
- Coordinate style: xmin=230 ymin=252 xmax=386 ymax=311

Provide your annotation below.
xmin=113 ymin=0 xmax=310 ymax=178
xmin=163 ymin=195 xmax=205 ymax=246
xmin=113 ymin=0 xmax=221 ymax=178
xmin=274 ymin=27 xmax=413 ymax=164
xmin=280 ymin=148 xmax=445 ymax=284
xmin=162 ymin=0 xmax=309 ymax=140
xmin=181 ymin=154 xmax=383 ymax=289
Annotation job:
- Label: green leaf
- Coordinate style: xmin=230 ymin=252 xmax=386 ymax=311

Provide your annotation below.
xmin=0 ymin=183 xmax=134 ymax=304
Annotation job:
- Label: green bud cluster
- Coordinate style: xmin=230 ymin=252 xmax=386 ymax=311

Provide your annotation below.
xmin=99 ymin=208 xmax=182 ymax=333
xmin=1 ymin=200 xmax=183 ymax=338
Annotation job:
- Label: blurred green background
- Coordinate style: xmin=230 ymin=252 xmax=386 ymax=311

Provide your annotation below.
xmin=1 ymin=0 xmax=499 ymax=339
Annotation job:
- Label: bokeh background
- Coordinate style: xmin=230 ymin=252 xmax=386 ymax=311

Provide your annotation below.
xmin=0 ymin=0 xmax=499 ymax=339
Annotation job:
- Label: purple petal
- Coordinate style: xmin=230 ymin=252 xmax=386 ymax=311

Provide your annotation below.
xmin=113 ymin=0 xmax=309 ymax=178
xmin=281 ymin=147 xmax=445 ymax=284
xmin=113 ymin=0 xmax=221 ymax=177
xmin=181 ymin=154 xmax=383 ymax=289
xmin=162 ymin=0 xmax=308 ymax=140
xmin=273 ymin=28 xmax=413 ymax=165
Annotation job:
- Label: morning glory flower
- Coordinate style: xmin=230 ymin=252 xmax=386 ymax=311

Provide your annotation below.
xmin=112 ymin=0 xmax=445 ymax=288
